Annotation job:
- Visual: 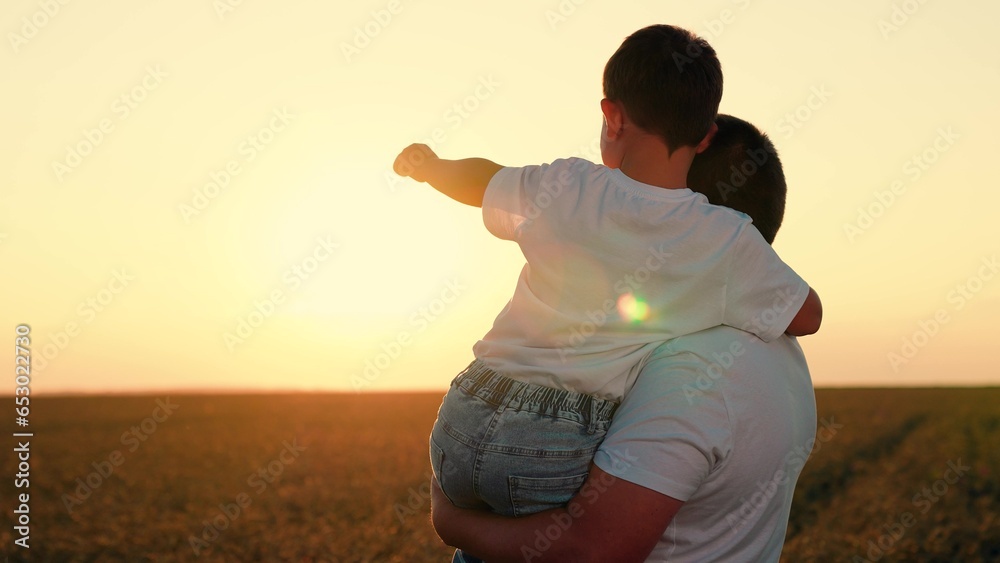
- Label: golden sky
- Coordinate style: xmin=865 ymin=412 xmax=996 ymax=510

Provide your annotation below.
xmin=2 ymin=0 xmax=998 ymax=394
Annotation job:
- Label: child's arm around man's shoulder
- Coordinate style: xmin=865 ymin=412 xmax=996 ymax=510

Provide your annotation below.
xmin=393 ymin=143 xmax=502 ymax=207
xmin=722 ymin=223 xmax=823 ymax=341
xmin=785 ymin=287 xmax=822 ymax=336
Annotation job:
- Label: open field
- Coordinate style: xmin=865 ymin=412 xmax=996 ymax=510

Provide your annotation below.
xmin=2 ymin=388 xmax=998 ymax=562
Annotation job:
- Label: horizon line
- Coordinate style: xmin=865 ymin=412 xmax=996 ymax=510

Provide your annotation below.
xmin=3 ymin=383 xmax=999 ymax=399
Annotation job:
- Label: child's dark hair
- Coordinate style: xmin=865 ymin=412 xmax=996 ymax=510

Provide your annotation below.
xmin=688 ymin=114 xmax=787 ymax=244
xmin=603 ymin=25 xmax=723 ymax=154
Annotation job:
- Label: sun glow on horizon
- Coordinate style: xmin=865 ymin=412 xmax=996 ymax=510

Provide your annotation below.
xmin=1 ymin=0 xmax=998 ymax=394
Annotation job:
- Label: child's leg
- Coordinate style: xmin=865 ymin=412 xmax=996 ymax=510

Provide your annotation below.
xmin=430 ymin=360 xmax=618 ymax=517
xmin=429 ymin=381 xmax=493 ymax=511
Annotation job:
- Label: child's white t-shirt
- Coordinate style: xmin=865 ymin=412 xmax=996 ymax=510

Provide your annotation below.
xmin=472 ymin=158 xmax=809 ymax=401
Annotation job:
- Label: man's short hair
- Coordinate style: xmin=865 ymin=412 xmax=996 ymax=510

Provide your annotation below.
xmin=688 ymin=114 xmax=787 ymax=243
xmin=603 ymin=25 xmax=723 ymax=153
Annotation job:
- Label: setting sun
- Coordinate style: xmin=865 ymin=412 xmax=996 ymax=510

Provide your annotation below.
xmin=2 ymin=0 xmax=998 ymax=395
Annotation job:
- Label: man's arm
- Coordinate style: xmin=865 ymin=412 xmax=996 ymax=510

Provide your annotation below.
xmin=430 ymin=465 xmax=682 ymax=563
xmin=785 ymin=287 xmax=822 ymax=336
xmin=393 ymin=143 xmax=503 ymax=207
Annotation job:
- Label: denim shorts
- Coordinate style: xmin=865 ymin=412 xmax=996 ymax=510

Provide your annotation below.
xmin=429 ymin=359 xmax=619 ymax=520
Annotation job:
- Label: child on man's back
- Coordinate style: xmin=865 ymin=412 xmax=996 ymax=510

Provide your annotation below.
xmin=392 ymin=24 xmax=821 ymax=523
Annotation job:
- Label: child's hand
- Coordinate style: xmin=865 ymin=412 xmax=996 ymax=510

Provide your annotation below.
xmin=393 ymin=143 xmax=439 ymax=182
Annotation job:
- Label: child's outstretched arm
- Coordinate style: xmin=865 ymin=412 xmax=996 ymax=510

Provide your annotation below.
xmin=785 ymin=287 xmax=822 ymax=336
xmin=393 ymin=144 xmax=503 ymax=208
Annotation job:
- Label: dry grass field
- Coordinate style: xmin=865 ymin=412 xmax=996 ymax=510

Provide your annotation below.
xmin=1 ymin=388 xmax=998 ymax=562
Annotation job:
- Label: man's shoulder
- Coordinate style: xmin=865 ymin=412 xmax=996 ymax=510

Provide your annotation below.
xmin=657 ymin=328 xmax=809 ymax=388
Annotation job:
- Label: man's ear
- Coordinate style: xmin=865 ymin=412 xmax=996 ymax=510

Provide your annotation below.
xmin=695 ymin=122 xmax=719 ymax=154
xmin=601 ymin=98 xmax=625 ymax=141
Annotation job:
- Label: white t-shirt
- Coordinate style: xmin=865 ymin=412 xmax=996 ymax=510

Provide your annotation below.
xmin=473 ymin=158 xmax=809 ymax=400
xmin=593 ymin=326 xmax=818 ymax=562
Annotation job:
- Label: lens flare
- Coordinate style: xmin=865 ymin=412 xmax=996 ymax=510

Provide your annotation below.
xmin=617 ymin=293 xmax=650 ymax=323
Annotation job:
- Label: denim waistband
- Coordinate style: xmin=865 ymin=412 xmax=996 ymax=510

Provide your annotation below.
xmin=452 ymin=359 xmax=619 ymax=433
